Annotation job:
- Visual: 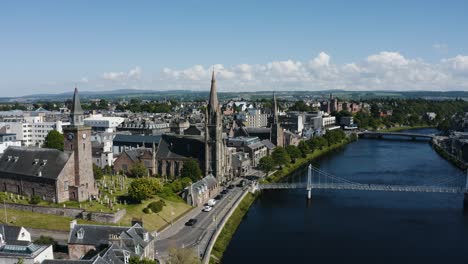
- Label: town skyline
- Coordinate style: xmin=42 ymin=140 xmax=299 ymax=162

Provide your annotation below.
xmin=1 ymin=0 xmax=468 ymax=96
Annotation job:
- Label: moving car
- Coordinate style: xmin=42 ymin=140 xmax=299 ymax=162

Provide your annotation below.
xmin=185 ymin=218 xmax=198 ymax=226
xmin=203 ymin=205 xmax=213 ymax=212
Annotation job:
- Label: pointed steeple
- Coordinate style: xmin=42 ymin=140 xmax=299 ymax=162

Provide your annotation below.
xmin=70 ymin=87 xmax=84 ymax=126
xmin=208 ymin=70 xmax=218 ymax=112
xmin=273 ymin=92 xmax=279 ymax=124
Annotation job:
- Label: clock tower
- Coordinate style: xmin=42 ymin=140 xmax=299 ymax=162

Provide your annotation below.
xmin=63 ymin=88 xmax=97 ymax=201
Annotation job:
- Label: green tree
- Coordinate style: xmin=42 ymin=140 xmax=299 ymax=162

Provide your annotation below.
xmin=168 ymin=247 xmax=199 ymax=264
xmin=34 ymin=236 xmax=57 ymax=247
xmin=93 ymin=164 xmax=104 ymax=180
xmin=129 ymin=161 xmax=148 ymax=178
xmin=271 ymin=147 xmax=290 ymax=168
xmin=44 ymin=130 xmax=64 ymax=151
xmin=297 ymin=140 xmax=310 ymax=157
xmin=258 ymin=156 xmax=275 ymax=177
xmin=181 ymin=159 xmax=203 ymax=182
xmin=128 ymin=177 xmax=163 ymax=203
xmin=285 ymin=145 xmax=301 ymax=162
xmin=129 ymin=256 xmax=157 ymax=264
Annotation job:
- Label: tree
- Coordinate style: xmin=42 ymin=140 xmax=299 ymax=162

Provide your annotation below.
xmin=44 ymin=130 xmax=64 ymax=151
xmin=34 ymin=236 xmax=57 ymax=247
xmin=285 ymin=145 xmax=301 ymax=162
xmin=168 ymin=247 xmax=199 ymax=264
xmin=271 ymin=147 xmax=290 ymax=168
xmin=128 ymin=177 xmax=163 ymax=203
xmin=129 ymin=256 xmax=157 ymax=264
xmin=129 ymin=161 xmax=148 ymax=178
xmin=298 ymin=140 xmax=310 ymax=157
xmin=181 ymin=159 xmax=202 ymax=182
xmin=93 ymin=164 xmax=104 ymax=180
xmin=258 ymin=156 xmax=275 ymax=177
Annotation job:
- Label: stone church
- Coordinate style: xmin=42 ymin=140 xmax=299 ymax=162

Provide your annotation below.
xmin=0 ymin=88 xmax=98 ymax=203
xmin=155 ymin=72 xmax=232 ymax=182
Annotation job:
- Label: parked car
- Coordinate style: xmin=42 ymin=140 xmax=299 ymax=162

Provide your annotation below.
xmin=214 ymin=194 xmax=223 ymax=200
xmin=221 ymin=189 xmax=229 ymax=194
xmin=185 ymin=218 xmax=198 ymax=226
xmin=227 ymin=184 xmax=235 ymax=189
xmin=202 ymin=206 xmax=213 ymax=212
xmin=207 ymin=199 xmax=217 ymax=206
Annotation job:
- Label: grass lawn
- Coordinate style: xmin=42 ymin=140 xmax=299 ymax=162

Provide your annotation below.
xmin=0 ymin=175 xmax=192 ymax=232
xmin=0 ymin=209 xmax=101 ymax=231
xmin=118 ymin=196 xmax=192 ymax=231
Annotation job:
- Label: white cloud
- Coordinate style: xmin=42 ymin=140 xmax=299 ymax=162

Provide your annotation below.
xmin=158 ymin=52 xmax=468 ymax=91
xmin=433 ymin=43 xmax=448 ymax=52
xmin=102 ymin=66 xmax=142 ymax=81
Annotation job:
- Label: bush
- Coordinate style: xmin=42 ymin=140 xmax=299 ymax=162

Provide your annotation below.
xmin=34 ymin=236 xmax=57 ymax=246
xmin=147 ymin=200 xmax=165 ymax=213
xmin=29 ymin=195 xmax=41 ymax=205
xmin=143 ymin=207 xmax=152 ymax=214
xmin=128 ymin=177 xmax=163 ymax=203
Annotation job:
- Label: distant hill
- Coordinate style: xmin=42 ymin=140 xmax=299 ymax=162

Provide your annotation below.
xmin=0 ymin=89 xmax=466 ymax=103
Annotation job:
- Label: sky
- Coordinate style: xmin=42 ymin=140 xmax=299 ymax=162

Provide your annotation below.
xmin=1 ymin=0 xmax=468 ymax=96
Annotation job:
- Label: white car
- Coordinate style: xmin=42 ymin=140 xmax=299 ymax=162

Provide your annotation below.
xmin=203 ymin=206 xmax=213 ymax=212
xmin=207 ymin=199 xmax=217 ymax=206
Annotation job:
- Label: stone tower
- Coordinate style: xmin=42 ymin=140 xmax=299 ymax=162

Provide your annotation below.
xmin=205 ymin=71 xmax=224 ymax=180
xmin=63 ymin=88 xmax=98 ymax=201
xmin=271 ymin=92 xmax=284 ymax=147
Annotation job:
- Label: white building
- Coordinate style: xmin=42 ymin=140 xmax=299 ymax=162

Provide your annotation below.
xmin=322 ymin=114 xmax=336 ymax=128
xmin=0 ymin=133 xmax=21 ymax=154
xmin=0 ymin=225 xmax=54 ymax=264
xmin=0 ymin=120 xmax=69 ymax=147
xmin=84 ymin=114 xmax=125 ymax=132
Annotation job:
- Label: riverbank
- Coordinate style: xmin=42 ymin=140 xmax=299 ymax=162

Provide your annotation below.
xmin=209 ymin=192 xmax=257 ymax=264
xmin=265 ymin=138 xmax=354 ymax=183
xmin=376 ymin=125 xmax=435 ymax=132
xmin=431 ymin=141 xmax=467 ymax=170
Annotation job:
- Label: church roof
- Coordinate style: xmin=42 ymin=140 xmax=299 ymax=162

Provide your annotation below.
xmin=156 ymin=134 xmax=205 ymax=160
xmin=0 ymin=146 xmax=71 ymax=180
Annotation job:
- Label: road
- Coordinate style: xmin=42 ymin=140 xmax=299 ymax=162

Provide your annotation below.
xmin=155 ymin=182 xmax=246 ymax=261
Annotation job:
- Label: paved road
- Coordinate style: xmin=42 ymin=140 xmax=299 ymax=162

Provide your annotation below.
xmin=155 ymin=183 xmax=245 ymax=261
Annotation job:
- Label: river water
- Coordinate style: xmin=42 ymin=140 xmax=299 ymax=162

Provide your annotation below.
xmin=222 ymin=128 xmax=468 ymax=263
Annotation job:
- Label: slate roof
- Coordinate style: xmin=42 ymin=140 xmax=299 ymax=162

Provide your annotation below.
xmin=0 ymin=147 xmax=71 ymax=180
xmin=156 ymin=133 xmax=205 ymax=161
xmin=261 ymin=139 xmax=276 ymax=150
xmin=113 ymin=134 xmax=161 ymax=147
xmin=0 ymin=225 xmax=22 ymax=243
xmin=68 ymin=223 xmax=154 ymax=250
xmin=121 ymin=148 xmax=152 ymax=163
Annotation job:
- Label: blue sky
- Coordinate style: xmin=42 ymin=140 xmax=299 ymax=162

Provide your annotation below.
xmin=1 ymin=0 xmax=468 ymax=96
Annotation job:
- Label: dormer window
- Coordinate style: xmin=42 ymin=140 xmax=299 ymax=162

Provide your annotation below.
xmin=77 ymin=228 xmax=84 ymax=239
xmin=41 ymin=160 xmax=47 ymax=166
xmin=123 ymin=250 xmax=130 ymax=264
xmin=6 ymin=156 xmax=12 ymax=162
xmin=33 ymin=159 xmax=39 ymax=165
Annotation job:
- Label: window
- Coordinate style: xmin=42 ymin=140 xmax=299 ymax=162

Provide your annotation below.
xmin=64 ymin=181 xmax=69 ymax=191
xmin=77 ymin=228 xmax=84 ymax=239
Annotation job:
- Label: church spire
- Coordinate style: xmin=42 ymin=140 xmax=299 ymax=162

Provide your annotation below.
xmin=208 ymin=70 xmax=218 ymax=112
xmin=70 ymin=87 xmax=84 ymax=126
xmin=273 ymin=92 xmax=279 ymax=124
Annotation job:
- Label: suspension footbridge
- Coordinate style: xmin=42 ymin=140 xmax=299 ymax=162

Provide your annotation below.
xmin=258 ymin=165 xmax=468 ymax=198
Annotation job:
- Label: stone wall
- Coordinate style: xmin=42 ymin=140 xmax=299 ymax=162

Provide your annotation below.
xmin=4 ymin=203 xmax=126 ymax=223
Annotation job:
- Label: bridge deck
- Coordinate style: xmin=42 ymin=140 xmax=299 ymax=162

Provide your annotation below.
xmin=259 ymin=183 xmax=463 ymax=194
xmin=358 ymin=131 xmax=434 ymax=139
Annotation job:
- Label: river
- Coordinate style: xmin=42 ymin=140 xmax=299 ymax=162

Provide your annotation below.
xmin=222 ymin=128 xmax=468 ymax=263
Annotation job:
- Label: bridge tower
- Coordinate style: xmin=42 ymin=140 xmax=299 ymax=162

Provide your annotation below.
xmin=307 ymin=164 xmax=312 ymax=199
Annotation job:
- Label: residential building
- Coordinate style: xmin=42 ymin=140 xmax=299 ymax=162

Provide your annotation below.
xmin=84 ymin=114 xmax=125 ymax=133
xmin=0 ymin=133 xmax=21 ymax=154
